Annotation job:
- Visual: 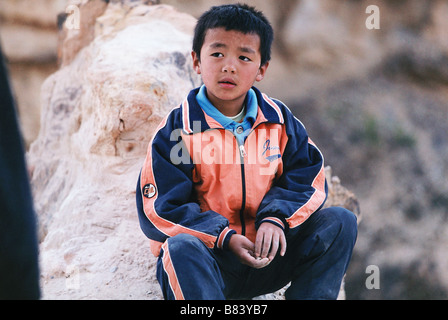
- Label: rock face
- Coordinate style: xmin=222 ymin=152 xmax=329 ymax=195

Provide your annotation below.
xmin=28 ymin=1 xmax=359 ymax=299
xmin=29 ymin=2 xmax=201 ymax=299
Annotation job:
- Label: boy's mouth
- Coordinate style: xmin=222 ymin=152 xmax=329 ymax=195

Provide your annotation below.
xmin=218 ymin=78 xmax=237 ymax=88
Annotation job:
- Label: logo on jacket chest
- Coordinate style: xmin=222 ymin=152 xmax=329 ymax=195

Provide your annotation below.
xmin=262 ymin=139 xmax=281 ymax=162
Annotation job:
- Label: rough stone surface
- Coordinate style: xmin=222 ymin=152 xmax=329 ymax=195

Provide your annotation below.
xmin=29 ymin=2 xmax=200 ymax=299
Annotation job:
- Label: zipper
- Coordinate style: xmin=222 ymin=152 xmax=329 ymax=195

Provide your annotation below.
xmin=239 ymin=144 xmax=247 ymax=157
xmin=238 ymin=140 xmax=247 ymax=236
xmin=203 ymin=126 xmax=266 ymax=236
xmin=205 ymin=128 xmax=248 ymax=235
xmin=236 ymin=123 xmax=268 ymax=236
xmin=235 ymin=120 xmax=273 ymax=235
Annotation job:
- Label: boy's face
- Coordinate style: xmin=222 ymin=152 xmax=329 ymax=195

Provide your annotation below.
xmin=192 ymin=28 xmax=268 ymax=116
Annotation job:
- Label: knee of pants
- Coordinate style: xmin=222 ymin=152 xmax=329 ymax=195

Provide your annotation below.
xmin=321 ymin=206 xmax=358 ymax=243
xmin=165 ymin=233 xmax=208 ymax=259
xmin=288 ymin=207 xmax=357 ymax=259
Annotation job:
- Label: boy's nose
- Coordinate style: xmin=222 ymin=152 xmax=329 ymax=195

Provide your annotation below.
xmin=222 ymin=63 xmax=236 ymax=74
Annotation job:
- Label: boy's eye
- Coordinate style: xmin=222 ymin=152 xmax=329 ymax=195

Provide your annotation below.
xmin=239 ymin=56 xmax=251 ymax=62
xmin=211 ymin=52 xmax=223 ymax=58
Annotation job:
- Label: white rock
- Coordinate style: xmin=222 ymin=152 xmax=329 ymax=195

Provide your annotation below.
xmin=28 ymin=3 xmax=201 ymax=299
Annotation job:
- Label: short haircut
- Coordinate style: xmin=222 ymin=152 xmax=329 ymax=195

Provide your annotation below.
xmin=192 ymin=3 xmax=274 ymax=66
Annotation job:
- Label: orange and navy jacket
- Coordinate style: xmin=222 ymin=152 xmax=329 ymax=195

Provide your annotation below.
xmin=136 ymin=87 xmax=328 ymax=257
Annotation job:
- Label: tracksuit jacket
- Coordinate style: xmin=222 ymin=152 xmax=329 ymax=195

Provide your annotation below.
xmin=136 ymin=86 xmax=328 ymax=257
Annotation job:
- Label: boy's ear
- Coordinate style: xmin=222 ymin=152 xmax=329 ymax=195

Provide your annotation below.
xmin=256 ymin=62 xmax=269 ymax=82
xmin=191 ymin=51 xmax=201 ymax=75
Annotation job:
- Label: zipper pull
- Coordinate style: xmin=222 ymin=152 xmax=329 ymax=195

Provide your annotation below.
xmin=239 ymin=144 xmax=247 ymax=158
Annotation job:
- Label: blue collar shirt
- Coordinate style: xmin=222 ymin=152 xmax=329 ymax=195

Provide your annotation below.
xmin=196 ymin=85 xmax=258 ymax=145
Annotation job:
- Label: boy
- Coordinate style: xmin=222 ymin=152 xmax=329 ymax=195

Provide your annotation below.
xmin=136 ymin=3 xmax=357 ymax=300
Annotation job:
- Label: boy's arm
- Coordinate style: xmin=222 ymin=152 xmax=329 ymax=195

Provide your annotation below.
xmin=255 ymin=104 xmax=328 ymax=234
xmin=136 ymin=115 xmax=233 ymax=253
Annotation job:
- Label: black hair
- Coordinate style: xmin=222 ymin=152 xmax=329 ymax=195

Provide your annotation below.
xmin=192 ymin=3 xmax=273 ymax=66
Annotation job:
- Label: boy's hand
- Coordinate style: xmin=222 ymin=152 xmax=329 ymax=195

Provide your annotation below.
xmin=255 ymin=223 xmax=287 ymax=261
xmin=228 ymin=234 xmax=271 ymax=269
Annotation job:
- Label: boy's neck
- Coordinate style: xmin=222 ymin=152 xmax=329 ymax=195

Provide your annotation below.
xmin=206 ymin=92 xmax=246 ymax=117
xmin=227 ymin=104 xmax=246 ymax=123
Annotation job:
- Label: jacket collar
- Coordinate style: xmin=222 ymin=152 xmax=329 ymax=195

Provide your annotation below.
xmin=196 ymin=85 xmax=258 ymax=130
xmin=181 ymin=86 xmax=284 ymax=134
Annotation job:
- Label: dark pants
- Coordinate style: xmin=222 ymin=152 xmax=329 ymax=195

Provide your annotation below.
xmin=157 ymin=207 xmax=358 ymax=300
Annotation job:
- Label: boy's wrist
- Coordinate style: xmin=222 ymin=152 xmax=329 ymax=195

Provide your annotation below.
xmin=216 ymin=227 xmax=237 ymax=250
xmin=259 ymin=217 xmax=286 ymax=232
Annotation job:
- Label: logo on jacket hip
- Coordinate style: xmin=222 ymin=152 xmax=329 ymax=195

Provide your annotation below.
xmin=143 ymin=183 xmax=157 ymax=198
